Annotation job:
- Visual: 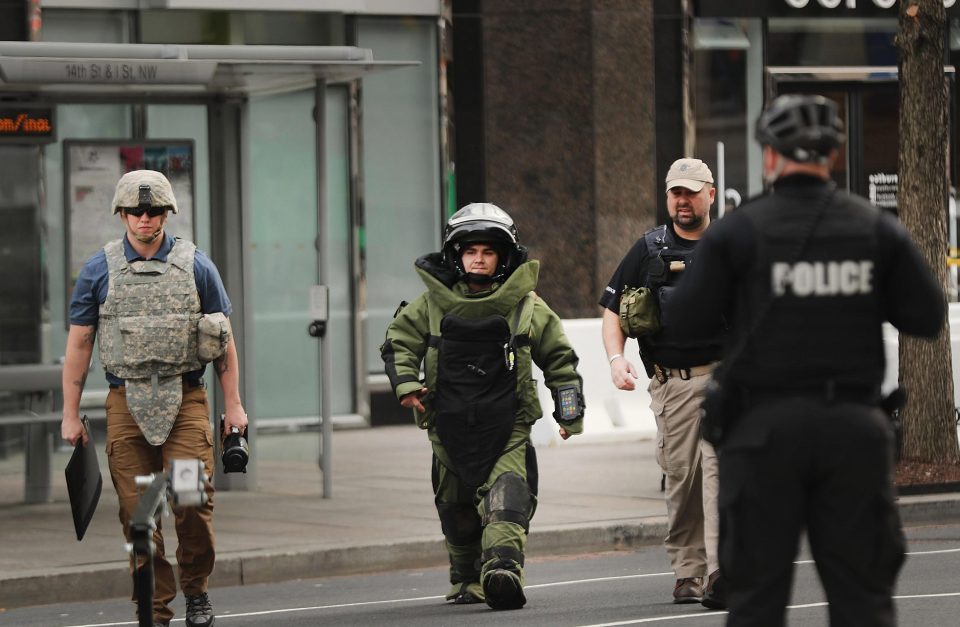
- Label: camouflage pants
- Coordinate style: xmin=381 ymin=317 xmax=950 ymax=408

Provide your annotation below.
xmin=106 ymin=384 xmax=216 ymax=625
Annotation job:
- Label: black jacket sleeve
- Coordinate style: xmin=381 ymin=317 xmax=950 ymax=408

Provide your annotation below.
xmin=875 ymin=211 xmax=945 ymax=338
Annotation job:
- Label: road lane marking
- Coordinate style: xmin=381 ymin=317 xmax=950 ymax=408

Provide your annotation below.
xmin=527 ymin=571 xmax=675 ymax=589
xmin=905 ymin=547 xmax=960 ymax=556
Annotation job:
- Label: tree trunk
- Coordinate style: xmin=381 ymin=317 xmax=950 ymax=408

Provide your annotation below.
xmin=896 ymin=0 xmax=960 ymax=464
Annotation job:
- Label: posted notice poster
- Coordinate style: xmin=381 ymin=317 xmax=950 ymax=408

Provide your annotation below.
xmin=65 ymin=140 xmax=195 ymax=293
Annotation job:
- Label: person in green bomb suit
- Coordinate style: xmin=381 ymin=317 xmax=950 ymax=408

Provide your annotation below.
xmin=381 ymin=203 xmax=585 ymax=611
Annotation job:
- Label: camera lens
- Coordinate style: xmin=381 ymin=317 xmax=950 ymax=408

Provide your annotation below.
xmin=221 ymin=431 xmax=249 ymax=474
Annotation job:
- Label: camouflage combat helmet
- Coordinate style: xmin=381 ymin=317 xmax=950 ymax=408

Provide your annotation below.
xmin=111 ymin=170 xmax=179 ymax=215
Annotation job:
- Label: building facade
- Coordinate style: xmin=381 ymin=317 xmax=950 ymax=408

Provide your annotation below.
xmin=1 ymin=0 xmax=957 ymax=435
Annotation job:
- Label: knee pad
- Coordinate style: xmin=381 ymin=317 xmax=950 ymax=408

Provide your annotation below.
xmin=482 ymin=471 xmax=534 ymax=532
xmin=436 ymin=502 xmax=482 ymax=546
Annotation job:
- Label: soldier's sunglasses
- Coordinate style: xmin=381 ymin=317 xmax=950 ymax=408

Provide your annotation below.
xmin=123 ymin=206 xmax=167 ymax=218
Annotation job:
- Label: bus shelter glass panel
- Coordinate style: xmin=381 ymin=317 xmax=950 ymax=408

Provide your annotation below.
xmin=248 ymin=88 xmax=352 ymax=420
xmin=0 ymin=146 xmax=41 ymax=366
xmin=147 ymin=105 xmax=211 ymax=253
xmin=358 ymin=17 xmax=441 ymax=372
xmin=43 ymin=104 xmax=130 ymax=372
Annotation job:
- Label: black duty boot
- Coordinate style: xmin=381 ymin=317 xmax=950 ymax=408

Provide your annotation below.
xmin=446 ymin=581 xmax=485 ymax=604
xmin=701 ymin=570 xmax=727 ymax=610
xmin=185 ymin=592 xmax=215 ymax=627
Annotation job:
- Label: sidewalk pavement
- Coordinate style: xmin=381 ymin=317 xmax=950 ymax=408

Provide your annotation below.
xmin=1 ymin=423 xmax=959 ymax=610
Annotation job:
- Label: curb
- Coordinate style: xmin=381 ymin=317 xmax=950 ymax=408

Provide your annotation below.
xmin=0 ymin=519 xmax=668 ymax=610
xmin=897 ymin=492 xmax=960 ymax=525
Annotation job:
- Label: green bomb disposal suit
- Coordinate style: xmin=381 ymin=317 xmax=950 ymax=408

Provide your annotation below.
xmin=381 ymin=253 xmax=583 ymax=601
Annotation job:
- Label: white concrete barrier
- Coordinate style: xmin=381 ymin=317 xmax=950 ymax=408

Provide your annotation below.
xmin=532 ymin=318 xmax=655 ymax=447
xmin=533 ymin=304 xmax=960 ymax=448
xmin=883 ymin=302 xmax=960 ymax=408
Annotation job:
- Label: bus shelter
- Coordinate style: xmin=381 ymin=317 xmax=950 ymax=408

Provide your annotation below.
xmin=0 ymin=41 xmax=414 ymax=498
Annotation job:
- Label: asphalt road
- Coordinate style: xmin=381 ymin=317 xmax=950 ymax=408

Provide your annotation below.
xmin=6 ymin=521 xmax=960 ymax=627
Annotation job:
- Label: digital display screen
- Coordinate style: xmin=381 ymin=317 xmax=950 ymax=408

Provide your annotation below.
xmin=0 ymin=107 xmax=55 ymax=143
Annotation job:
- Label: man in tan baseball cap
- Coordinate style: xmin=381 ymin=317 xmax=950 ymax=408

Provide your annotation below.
xmin=600 ymin=155 xmax=725 ymax=609
xmin=664 ymin=158 xmax=715 ymax=236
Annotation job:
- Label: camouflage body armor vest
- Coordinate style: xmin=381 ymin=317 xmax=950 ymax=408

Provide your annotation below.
xmin=99 ymin=238 xmax=203 ymax=445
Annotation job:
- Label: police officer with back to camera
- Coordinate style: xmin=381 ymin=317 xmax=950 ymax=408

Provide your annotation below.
xmin=381 ymin=203 xmax=585 ymax=610
xmin=61 ymin=170 xmax=249 ymax=627
xmin=600 ymin=158 xmax=727 ymax=608
xmin=668 ymin=94 xmax=945 ymax=626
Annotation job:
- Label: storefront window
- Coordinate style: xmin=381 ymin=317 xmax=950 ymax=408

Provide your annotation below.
xmin=140 ymin=10 xmax=343 ymax=45
xmin=767 ymin=18 xmax=897 ymax=67
xmin=693 ymin=18 xmax=764 ymax=209
xmin=41 ymin=9 xmax=131 ymax=43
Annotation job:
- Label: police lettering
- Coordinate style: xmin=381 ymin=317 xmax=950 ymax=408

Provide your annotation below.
xmin=771 ymin=260 xmax=873 ymax=297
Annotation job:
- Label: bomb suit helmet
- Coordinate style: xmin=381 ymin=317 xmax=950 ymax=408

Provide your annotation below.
xmin=442 ymin=203 xmax=527 ymax=284
xmin=111 ymin=170 xmax=179 ymax=215
xmin=755 ymin=94 xmax=845 ymax=164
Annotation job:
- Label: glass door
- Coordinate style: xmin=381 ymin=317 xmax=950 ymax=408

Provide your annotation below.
xmin=774 ymin=80 xmax=898 ymax=208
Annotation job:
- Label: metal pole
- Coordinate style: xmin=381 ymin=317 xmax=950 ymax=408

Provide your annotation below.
xmin=130 ymin=473 xmax=167 ymax=627
xmin=208 ymin=97 xmax=254 ymax=491
xmin=717 ymin=141 xmax=726 ymax=219
xmin=315 ymin=78 xmax=333 ymax=498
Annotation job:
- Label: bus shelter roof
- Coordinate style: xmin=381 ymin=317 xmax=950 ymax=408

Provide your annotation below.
xmin=0 ymin=41 xmax=416 ymax=96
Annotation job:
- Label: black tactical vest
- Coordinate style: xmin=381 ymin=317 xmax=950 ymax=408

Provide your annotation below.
xmin=643 ymin=226 xmax=725 ymax=358
xmin=732 ymin=190 xmax=886 ymax=390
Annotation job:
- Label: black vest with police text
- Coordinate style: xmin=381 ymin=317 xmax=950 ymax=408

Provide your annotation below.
xmin=733 ymin=188 xmax=885 ymax=389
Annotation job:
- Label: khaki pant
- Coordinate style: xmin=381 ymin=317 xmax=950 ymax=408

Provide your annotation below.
xmin=649 ymin=372 xmax=719 ymax=578
xmin=106 ymin=385 xmax=216 ymax=624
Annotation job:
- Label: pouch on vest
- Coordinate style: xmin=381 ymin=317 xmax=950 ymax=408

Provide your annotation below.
xmin=197 ymin=312 xmax=231 ymax=363
xmin=433 ymin=313 xmax=518 ymax=489
xmin=619 ymin=286 xmax=661 ymax=338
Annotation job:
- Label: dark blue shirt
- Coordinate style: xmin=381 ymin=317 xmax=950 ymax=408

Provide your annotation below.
xmin=69 ymin=233 xmax=232 ymax=385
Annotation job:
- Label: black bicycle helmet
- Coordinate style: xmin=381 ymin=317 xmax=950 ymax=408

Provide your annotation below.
xmin=442 ymin=203 xmax=527 ymax=284
xmin=755 ymin=94 xmax=845 ymax=164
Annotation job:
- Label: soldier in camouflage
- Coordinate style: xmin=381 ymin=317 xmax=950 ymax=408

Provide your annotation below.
xmin=61 ymin=169 xmax=247 ymax=627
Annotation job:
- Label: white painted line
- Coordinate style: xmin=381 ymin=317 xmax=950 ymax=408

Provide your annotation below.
xmin=526 ymin=571 xmax=675 ymax=589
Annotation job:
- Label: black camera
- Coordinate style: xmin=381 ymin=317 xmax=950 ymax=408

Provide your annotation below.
xmin=221 ymin=423 xmax=249 ymax=474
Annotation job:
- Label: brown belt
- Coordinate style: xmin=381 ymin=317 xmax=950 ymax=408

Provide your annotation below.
xmin=653 ymin=362 xmax=718 ymax=383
